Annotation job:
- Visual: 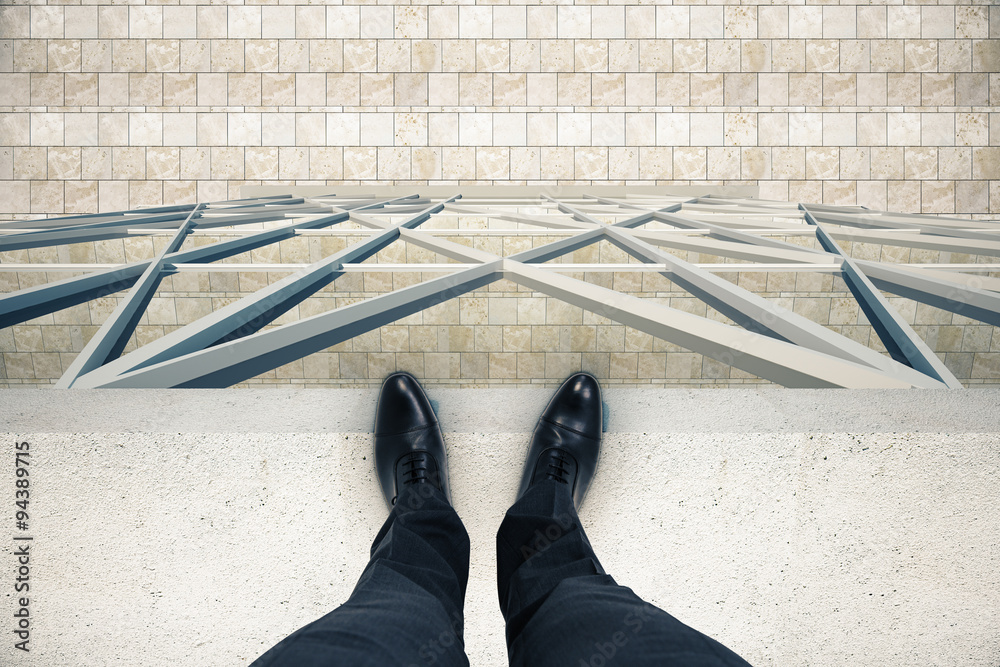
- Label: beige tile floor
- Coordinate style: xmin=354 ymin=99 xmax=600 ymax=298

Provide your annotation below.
xmin=1 ymin=2 xmax=997 ymax=218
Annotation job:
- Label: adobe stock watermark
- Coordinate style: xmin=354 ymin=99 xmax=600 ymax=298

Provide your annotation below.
xmin=576 ymin=603 xmax=659 ymax=667
xmin=397 ymin=477 xmax=443 ymax=511
xmin=394 ymin=480 xmax=465 ymax=667
xmin=12 ymin=439 xmax=32 ymax=654
xmin=404 ymin=609 xmax=464 ymax=667
xmin=519 ymin=511 xmax=576 ymax=563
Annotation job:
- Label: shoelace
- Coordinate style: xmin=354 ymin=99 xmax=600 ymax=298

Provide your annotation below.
xmin=401 ymin=451 xmax=431 ymax=486
xmin=391 ymin=452 xmax=433 ymax=505
xmin=544 ymin=450 xmax=572 ymax=485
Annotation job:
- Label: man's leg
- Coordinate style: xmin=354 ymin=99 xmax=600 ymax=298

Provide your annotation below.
xmin=253 ymin=372 xmax=469 ymax=666
xmin=498 ymin=372 xmax=753 ymax=666
xmin=497 ymin=480 xmax=752 ymax=667
xmin=253 ymin=483 xmax=470 ymax=667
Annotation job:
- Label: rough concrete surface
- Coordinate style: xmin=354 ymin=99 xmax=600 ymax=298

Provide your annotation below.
xmin=1 ymin=389 xmax=999 ymax=667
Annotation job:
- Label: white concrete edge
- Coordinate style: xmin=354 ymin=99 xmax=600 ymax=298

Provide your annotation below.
xmin=2 ymin=388 xmax=998 ymax=433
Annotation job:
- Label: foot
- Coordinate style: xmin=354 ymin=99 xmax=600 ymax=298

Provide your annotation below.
xmin=517 ymin=372 xmax=602 ymax=509
xmin=374 ymin=372 xmax=452 ymax=508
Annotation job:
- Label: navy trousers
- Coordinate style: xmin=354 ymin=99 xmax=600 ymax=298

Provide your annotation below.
xmin=251 ymin=480 xmax=753 ymax=666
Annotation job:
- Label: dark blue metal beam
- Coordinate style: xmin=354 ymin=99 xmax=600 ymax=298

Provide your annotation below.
xmin=55 ymin=205 xmax=202 ymax=388
xmin=857 ymin=260 xmax=1000 ymax=328
xmin=802 ymin=206 xmax=963 ymax=388
xmin=88 ymin=259 xmax=503 ymax=388
xmin=0 ymin=196 xmax=420 ymax=328
xmin=72 ymin=195 xmax=454 ymax=385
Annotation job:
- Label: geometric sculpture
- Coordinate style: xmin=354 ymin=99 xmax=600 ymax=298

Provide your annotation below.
xmin=1 ymin=190 xmax=998 ymax=388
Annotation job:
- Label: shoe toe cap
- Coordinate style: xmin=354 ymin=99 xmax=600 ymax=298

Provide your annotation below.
xmin=375 ymin=372 xmax=437 ymax=436
xmin=541 ymin=372 xmax=602 ymax=437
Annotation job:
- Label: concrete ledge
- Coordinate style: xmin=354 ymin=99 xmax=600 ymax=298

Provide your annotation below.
xmin=2 ymin=389 xmax=998 ymax=667
xmin=3 ymin=388 xmax=1000 ymax=433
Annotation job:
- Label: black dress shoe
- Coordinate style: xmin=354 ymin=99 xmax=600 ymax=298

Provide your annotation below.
xmin=517 ymin=372 xmax=602 ymax=509
xmin=374 ymin=372 xmax=451 ymax=508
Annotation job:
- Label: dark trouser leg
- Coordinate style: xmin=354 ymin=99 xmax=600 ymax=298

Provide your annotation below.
xmin=252 ymin=485 xmax=470 ymax=667
xmin=497 ymin=480 xmax=753 ymax=667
